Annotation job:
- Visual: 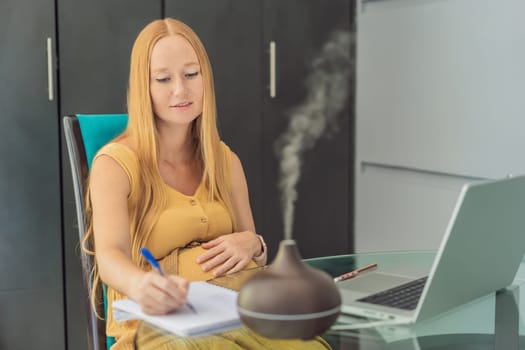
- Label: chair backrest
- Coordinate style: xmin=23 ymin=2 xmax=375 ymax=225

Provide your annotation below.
xmin=63 ymin=114 xmax=128 ymax=350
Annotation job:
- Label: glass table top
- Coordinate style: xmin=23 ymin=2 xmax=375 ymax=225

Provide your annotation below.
xmin=134 ymin=251 xmax=525 ymax=349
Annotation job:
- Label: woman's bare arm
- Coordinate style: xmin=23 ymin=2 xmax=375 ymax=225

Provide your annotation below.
xmin=90 ymin=154 xmax=188 ymax=314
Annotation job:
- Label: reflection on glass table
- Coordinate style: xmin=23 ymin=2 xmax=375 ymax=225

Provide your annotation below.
xmin=134 ymin=251 xmax=525 ymax=350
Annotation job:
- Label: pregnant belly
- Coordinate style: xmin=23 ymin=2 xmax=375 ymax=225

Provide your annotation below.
xmin=178 ymin=245 xmax=257 ymax=281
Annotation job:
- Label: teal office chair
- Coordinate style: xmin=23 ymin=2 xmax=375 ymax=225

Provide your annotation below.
xmin=63 ymin=114 xmax=128 ymax=350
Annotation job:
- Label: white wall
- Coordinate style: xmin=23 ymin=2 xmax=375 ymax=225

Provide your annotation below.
xmin=355 ymin=0 xmax=525 ymax=252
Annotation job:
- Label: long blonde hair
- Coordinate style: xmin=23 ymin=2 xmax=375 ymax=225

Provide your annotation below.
xmin=83 ymin=18 xmax=235 ymax=316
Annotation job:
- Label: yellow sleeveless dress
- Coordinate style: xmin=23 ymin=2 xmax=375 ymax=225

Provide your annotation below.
xmin=94 ymin=143 xmax=330 ymax=350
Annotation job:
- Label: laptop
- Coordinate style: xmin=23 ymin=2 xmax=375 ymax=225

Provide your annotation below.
xmin=339 ymin=175 xmax=525 ymax=324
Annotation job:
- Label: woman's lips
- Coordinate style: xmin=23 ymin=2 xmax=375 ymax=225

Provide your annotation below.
xmin=170 ymin=102 xmax=192 ymax=110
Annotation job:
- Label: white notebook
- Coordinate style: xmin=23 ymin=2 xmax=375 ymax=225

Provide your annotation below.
xmin=113 ymin=281 xmax=241 ymax=337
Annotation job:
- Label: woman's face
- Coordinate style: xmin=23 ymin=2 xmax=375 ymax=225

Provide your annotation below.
xmin=149 ymin=34 xmax=203 ymax=126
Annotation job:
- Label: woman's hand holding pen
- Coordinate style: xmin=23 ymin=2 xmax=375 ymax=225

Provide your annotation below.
xmin=129 ymin=271 xmax=190 ymax=315
xmin=197 ymin=231 xmax=260 ymax=277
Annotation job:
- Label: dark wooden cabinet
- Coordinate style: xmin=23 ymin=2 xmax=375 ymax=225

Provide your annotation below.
xmin=261 ymin=0 xmax=354 ymax=258
xmin=166 ymin=0 xmax=355 ymax=260
xmin=1 ymin=1 xmax=353 ymax=348
xmin=0 ymin=0 xmax=64 ymax=348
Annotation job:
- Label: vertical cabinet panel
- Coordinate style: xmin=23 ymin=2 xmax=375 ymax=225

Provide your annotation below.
xmin=165 ymin=0 xmax=264 ymax=231
xmin=262 ymin=0 xmax=354 ymax=258
xmin=166 ymin=0 xmax=355 ymax=259
xmin=0 ymin=288 xmax=65 ymax=349
xmin=58 ymin=1 xmax=162 ymax=115
xmin=58 ymin=2 xmax=162 ymax=349
xmin=0 ymin=0 xmax=64 ymax=348
xmin=0 ymin=0 xmax=61 ymax=290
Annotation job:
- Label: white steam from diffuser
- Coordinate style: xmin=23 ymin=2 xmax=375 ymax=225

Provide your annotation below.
xmin=276 ymin=30 xmax=353 ymax=240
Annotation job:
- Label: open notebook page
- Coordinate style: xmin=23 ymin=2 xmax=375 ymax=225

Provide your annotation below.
xmin=113 ymin=281 xmax=241 ymax=337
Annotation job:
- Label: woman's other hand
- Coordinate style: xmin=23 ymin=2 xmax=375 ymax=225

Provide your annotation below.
xmin=129 ymin=271 xmax=190 ymax=315
xmin=197 ymin=231 xmax=261 ymax=277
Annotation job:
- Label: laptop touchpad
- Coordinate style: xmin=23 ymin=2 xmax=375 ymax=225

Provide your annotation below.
xmin=339 ymin=272 xmax=414 ymax=295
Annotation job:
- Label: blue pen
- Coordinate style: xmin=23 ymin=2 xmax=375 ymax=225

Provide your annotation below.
xmin=140 ymin=248 xmax=164 ymax=275
xmin=140 ymin=247 xmax=197 ymax=313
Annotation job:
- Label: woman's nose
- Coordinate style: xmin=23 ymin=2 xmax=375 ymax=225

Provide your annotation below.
xmin=172 ymin=78 xmax=186 ymax=95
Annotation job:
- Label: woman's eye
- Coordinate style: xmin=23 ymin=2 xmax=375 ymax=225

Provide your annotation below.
xmin=155 ymin=77 xmax=170 ymax=83
xmin=185 ymin=72 xmax=199 ymax=79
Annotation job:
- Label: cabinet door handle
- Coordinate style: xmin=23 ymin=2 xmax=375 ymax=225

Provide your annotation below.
xmin=46 ymin=37 xmax=54 ymax=101
xmin=269 ymin=41 xmax=276 ymax=98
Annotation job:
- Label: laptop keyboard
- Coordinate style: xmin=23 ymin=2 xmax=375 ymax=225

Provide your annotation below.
xmin=357 ymin=276 xmax=428 ymax=310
